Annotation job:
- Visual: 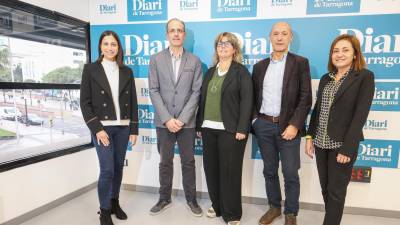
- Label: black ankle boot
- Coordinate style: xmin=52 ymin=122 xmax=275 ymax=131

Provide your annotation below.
xmin=111 ymin=198 xmax=128 ymax=220
xmin=98 ymin=208 xmax=114 ymax=225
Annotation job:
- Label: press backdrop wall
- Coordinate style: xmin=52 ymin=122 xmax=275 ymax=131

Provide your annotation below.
xmin=89 ymin=0 xmax=400 ymax=211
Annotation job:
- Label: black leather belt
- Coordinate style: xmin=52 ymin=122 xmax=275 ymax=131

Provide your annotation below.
xmin=258 ymin=114 xmax=279 ymax=123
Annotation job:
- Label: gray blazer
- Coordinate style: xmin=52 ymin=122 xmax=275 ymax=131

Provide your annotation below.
xmin=148 ymin=48 xmax=202 ymax=128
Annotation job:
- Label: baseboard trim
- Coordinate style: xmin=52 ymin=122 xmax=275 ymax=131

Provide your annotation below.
xmin=122 ymin=184 xmax=400 ymax=219
xmin=1 ymin=182 xmax=97 ymax=225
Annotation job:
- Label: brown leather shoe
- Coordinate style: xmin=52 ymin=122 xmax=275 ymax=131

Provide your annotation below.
xmin=284 ymin=214 xmax=297 ymax=225
xmin=259 ymin=207 xmax=282 ymax=225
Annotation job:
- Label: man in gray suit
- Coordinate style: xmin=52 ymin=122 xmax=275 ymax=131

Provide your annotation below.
xmin=148 ymin=18 xmax=203 ymax=216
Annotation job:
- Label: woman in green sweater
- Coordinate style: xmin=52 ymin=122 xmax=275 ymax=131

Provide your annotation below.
xmin=196 ymin=32 xmax=253 ymax=225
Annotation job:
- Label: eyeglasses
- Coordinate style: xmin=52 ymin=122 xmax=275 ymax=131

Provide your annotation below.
xmin=168 ymin=28 xmax=184 ymax=34
xmin=217 ymin=41 xmax=232 ymax=48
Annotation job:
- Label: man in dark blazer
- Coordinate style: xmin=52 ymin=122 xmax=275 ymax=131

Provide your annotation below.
xmin=252 ymin=22 xmax=312 ymax=225
xmin=148 ymin=18 xmax=203 ymax=216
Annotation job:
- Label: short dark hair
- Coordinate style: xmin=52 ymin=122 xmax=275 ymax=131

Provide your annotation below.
xmin=96 ymin=30 xmax=124 ymax=67
xmin=328 ymin=34 xmax=366 ymax=72
xmin=165 ymin=18 xmax=185 ymax=33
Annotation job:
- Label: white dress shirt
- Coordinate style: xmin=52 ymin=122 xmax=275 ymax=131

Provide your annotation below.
xmin=260 ymin=53 xmax=287 ymax=117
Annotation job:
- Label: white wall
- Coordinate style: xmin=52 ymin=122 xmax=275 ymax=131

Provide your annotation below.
xmin=20 ymin=0 xmax=89 ymax=22
xmin=0 ymin=149 xmax=98 ymax=224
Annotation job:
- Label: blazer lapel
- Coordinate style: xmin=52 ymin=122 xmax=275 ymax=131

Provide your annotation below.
xmin=119 ymin=67 xmax=130 ymax=96
xmin=259 ymin=58 xmax=269 ymax=85
xmin=202 ymin=67 xmax=215 ymax=99
xmin=255 ymin=58 xmax=271 ymax=110
xmin=258 ymin=59 xmax=270 ymax=102
xmin=92 ymin=62 xmax=112 ymax=97
xmin=163 ymin=50 xmax=176 ymax=86
xmin=332 ymin=70 xmax=360 ymax=105
xmin=281 ymin=53 xmax=294 ymax=97
xmin=175 ymin=52 xmax=188 ymax=86
xmin=221 ymin=62 xmax=237 ymax=94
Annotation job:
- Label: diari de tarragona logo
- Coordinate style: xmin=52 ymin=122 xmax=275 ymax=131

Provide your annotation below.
xmin=138 ymin=104 xmax=155 ymax=129
xmin=99 ymin=3 xmax=117 ymax=14
xmin=271 ymin=0 xmax=294 ymax=7
xmin=338 ymin=26 xmax=400 ymax=78
xmin=141 ymin=135 xmax=157 ymax=145
xmin=370 ymin=82 xmax=400 ymax=112
xmin=174 ymin=137 xmax=203 ymax=155
xmin=363 ymin=119 xmax=388 ymax=131
xmin=179 ymin=0 xmax=199 ymax=11
xmin=140 ymin=87 xmax=150 ymax=97
xmin=306 ymin=0 xmax=360 ymax=14
xmin=211 ymin=0 xmax=257 ymax=18
xmin=355 ymin=140 xmax=400 ymax=168
xmin=127 ymin=0 xmax=167 ymax=21
xmin=135 ymin=133 xmax=203 ymax=156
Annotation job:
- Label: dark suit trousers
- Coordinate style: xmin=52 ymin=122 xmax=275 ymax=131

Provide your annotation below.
xmin=253 ymin=118 xmax=301 ymax=215
xmin=315 ymin=147 xmax=357 ymax=225
xmin=201 ymin=128 xmax=246 ymax=222
xmin=156 ymin=128 xmax=197 ymax=202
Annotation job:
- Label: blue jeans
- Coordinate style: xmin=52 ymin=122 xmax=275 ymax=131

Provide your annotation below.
xmin=93 ymin=126 xmax=130 ymax=210
xmin=253 ymin=118 xmax=301 ymax=215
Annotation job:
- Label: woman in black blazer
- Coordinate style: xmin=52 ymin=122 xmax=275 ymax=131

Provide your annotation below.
xmin=305 ymin=34 xmax=375 ymax=225
xmin=80 ymin=30 xmax=138 ymax=225
xmin=196 ymin=32 xmax=253 ymax=225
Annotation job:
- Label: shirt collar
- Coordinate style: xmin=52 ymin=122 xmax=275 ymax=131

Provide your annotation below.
xmin=101 ymin=58 xmax=118 ymax=69
xmin=270 ymin=52 xmax=287 ymax=64
xmin=169 ymin=47 xmax=183 ymax=60
xmin=329 ymin=67 xmax=353 ymax=81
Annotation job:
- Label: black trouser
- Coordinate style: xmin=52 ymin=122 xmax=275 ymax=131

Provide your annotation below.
xmin=201 ymin=128 xmax=246 ymax=222
xmin=315 ymin=147 xmax=358 ymax=225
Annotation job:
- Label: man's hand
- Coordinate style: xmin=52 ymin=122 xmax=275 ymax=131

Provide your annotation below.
xmin=281 ymin=125 xmax=298 ymax=140
xmin=175 ymin=119 xmax=184 ymax=127
xmin=235 ymin=133 xmax=246 ymax=141
xmin=165 ymin=119 xmax=183 ymax=133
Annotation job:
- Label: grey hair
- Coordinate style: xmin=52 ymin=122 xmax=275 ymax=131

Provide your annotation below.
xmin=166 ymin=18 xmax=185 ymax=33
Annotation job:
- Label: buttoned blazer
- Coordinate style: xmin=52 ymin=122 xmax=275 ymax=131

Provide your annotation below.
xmin=148 ymin=49 xmax=203 ymax=128
xmin=252 ymin=52 xmax=312 ymax=136
xmin=80 ymin=62 xmax=138 ymax=135
xmin=307 ymin=69 xmax=375 ymax=157
xmin=196 ymin=61 xmax=253 ymax=134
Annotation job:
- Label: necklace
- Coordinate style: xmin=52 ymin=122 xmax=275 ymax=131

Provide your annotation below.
xmin=218 ymin=61 xmax=231 ymax=75
xmin=210 ymin=63 xmax=229 ymax=93
xmin=218 ymin=66 xmax=228 ymax=75
xmin=210 ymin=73 xmax=225 ymax=94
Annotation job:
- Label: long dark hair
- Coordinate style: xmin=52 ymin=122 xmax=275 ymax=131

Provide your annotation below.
xmin=96 ymin=30 xmax=124 ymax=67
